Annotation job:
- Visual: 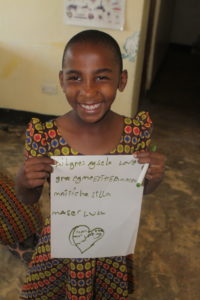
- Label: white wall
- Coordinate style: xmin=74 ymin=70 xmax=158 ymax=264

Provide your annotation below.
xmin=0 ymin=0 xmax=150 ymax=117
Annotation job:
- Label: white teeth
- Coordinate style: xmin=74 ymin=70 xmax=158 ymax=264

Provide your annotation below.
xmin=80 ymin=103 xmax=101 ymax=111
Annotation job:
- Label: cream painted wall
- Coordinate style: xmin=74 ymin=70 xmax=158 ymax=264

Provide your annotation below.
xmin=0 ymin=0 xmax=149 ymax=117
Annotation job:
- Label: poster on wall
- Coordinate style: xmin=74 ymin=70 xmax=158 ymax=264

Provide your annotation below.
xmin=64 ymin=0 xmax=126 ymax=31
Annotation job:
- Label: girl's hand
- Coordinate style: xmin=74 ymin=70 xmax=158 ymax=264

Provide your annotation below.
xmin=134 ymin=151 xmax=166 ymax=194
xmin=19 ymin=157 xmax=55 ymax=189
xmin=135 ymin=151 xmax=166 ymax=181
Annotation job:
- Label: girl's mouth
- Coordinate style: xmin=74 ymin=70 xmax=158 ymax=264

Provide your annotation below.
xmin=80 ymin=103 xmax=101 ymax=113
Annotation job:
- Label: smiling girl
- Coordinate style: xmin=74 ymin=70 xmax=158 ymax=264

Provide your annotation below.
xmin=16 ymin=30 xmax=165 ymax=299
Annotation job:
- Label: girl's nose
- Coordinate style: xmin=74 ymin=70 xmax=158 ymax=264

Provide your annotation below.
xmin=80 ymin=80 xmax=97 ymax=97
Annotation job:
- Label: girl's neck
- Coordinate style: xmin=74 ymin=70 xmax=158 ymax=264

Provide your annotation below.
xmin=68 ymin=110 xmax=117 ymax=133
xmin=56 ymin=110 xmax=124 ymax=155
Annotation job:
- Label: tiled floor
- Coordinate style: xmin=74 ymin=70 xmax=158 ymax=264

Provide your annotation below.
xmin=0 ymin=46 xmax=200 ymax=299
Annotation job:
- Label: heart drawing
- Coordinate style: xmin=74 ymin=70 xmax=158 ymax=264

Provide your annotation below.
xmin=69 ymin=225 xmax=104 ymax=253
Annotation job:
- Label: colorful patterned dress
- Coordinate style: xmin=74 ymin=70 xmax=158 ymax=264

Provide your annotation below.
xmin=0 ymin=173 xmax=43 ymax=263
xmin=21 ymin=111 xmax=152 ymax=300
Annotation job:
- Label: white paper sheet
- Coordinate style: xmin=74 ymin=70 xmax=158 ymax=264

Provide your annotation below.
xmin=51 ymin=155 xmax=144 ymax=258
xmin=64 ymin=0 xmax=126 ymax=31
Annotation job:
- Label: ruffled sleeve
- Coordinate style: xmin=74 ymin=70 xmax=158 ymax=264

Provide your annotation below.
xmin=133 ymin=111 xmax=153 ymax=151
xmin=24 ymin=118 xmax=49 ymax=158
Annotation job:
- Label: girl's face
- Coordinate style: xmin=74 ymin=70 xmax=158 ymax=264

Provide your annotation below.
xmin=59 ymin=42 xmax=127 ymax=124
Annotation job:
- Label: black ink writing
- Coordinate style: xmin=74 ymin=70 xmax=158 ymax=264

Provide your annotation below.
xmin=54 ymin=187 xmax=89 ymax=198
xmin=69 ymin=225 xmax=104 ymax=253
xmin=52 ymin=210 xmax=106 ymax=217
xmin=119 ymin=159 xmax=137 ymax=166
xmin=52 ymin=209 xmax=81 ymax=216
xmin=87 ymin=157 xmax=112 ymax=169
xmin=91 ymin=190 xmax=111 ymax=199
xmin=83 ymin=210 xmax=106 ymax=217
xmin=55 ymin=158 xmax=85 ymax=169
xmin=72 ymin=175 xmax=136 ymax=184
xmin=56 ymin=176 xmax=71 ymax=183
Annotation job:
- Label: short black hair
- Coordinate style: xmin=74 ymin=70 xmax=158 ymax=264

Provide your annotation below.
xmin=62 ymin=29 xmax=123 ymax=72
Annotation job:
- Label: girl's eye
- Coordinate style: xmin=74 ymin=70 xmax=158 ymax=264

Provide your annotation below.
xmin=96 ymin=76 xmax=109 ymax=81
xmin=67 ymin=76 xmax=81 ymax=81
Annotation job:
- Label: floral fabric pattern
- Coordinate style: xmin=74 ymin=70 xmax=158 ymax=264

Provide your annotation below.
xmin=21 ymin=111 xmax=152 ymax=299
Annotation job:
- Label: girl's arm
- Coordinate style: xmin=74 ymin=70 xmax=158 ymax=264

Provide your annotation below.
xmin=15 ymin=157 xmax=54 ymax=205
xmin=135 ymin=151 xmax=166 ymax=194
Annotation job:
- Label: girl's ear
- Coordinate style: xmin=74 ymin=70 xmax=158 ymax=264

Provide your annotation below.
xmin=59 ymin=70 xmax=64 ymax=90
xmin=118 ymin=70 xmax=128 ymax=92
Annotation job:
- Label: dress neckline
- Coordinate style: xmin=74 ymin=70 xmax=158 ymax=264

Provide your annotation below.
xmin=52 ymin=116 xmax=129 ymax=156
